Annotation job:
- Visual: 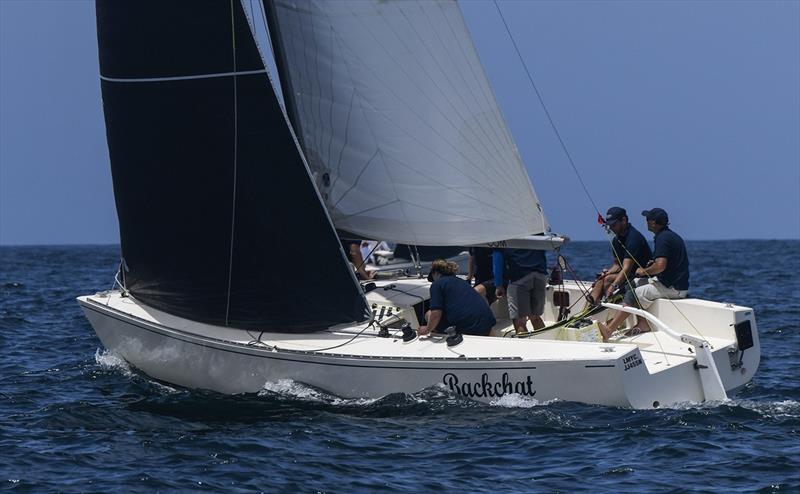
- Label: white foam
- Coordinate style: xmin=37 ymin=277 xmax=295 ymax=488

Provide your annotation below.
xmin=489 ymin=393 xmax=547 ymax=408
xmin=259 ymin=379 xmax=401 ymax=406
xmin=94 ymin=348 xmax=133 ymax=377
xmin=658 ymin=398 xmax=800 ymax=418
xmin=736 ymin=399 xmax=800 ymax=418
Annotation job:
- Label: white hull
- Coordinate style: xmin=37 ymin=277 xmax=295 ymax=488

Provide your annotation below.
xmin=79 ymin=279 xmax=760 ymax=409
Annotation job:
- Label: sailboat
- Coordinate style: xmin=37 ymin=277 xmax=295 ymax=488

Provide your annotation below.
xmin=79 ymin=0 xmax=760 ymax=409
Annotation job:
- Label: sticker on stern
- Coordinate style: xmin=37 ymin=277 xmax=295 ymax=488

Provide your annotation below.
xmin=623 ymin=354 xmax=643 ymax=371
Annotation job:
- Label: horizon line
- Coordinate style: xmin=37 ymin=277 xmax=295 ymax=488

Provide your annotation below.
xmin=1 ymin=237 xmax=799 ymax=248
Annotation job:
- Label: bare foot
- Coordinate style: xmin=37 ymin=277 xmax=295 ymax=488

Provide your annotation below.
xmin=597 ymin=321 xmax=612 ymax=342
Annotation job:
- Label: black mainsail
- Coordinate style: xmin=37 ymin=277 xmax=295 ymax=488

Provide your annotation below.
xmin=96 ymin=0 xmax=370 ymax=332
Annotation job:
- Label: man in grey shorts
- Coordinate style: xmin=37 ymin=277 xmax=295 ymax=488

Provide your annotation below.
xmin=493 ymin=248 xmax=548 ymax=335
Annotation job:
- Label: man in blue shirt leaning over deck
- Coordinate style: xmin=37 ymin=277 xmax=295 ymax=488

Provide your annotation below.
xmin=418 ymin=259 xmax=496 ymax=337
xmin=494 ymin=248 xmax=548 ymax=336
xmin=599 ymin=208 xmax=690 ymax=340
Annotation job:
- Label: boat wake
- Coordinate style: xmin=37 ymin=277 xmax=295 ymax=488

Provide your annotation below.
xmin=90 ymin=350 xmax=797 ymax=420
xmin=94 ymin=348 xmax=133 ymax=377
xmin=489 ymin=393 xmax=557 ymax=408
xmin=259 ymin=379 xmax=380 ymax=407
xmin=93 ymin=348 xmax=179 ymax=394
xmin=654 ymin=396 xmax=800 ymax=418
xmin=258 ymin=379 xmax=559 ymax=410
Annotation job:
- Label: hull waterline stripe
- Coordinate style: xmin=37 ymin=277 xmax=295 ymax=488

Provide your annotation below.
xmin=99 ymin=69 xmax=267 ymax=83
xmin=81 ymin=301 xmax=549 ymax=371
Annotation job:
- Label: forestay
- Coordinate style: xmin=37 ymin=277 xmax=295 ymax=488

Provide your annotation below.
xmin=265 ymin=0 xmax=549 ymax=246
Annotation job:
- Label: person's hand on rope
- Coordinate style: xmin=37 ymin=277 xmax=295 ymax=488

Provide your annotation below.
xmin=636 ymin=260 xmax=655 ymax=277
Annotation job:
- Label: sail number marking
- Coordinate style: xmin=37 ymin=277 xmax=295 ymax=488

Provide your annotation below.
xmin=623 ymin=354 xmax=643 ymax=371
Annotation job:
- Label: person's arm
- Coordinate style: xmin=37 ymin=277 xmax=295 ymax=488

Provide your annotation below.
xmin=606 ymin=258 xmax=635 ymax=296
xmin=493 ymin=251 xmax=505 ymax=297
xmin=418 ymin=309 xmax=443 ymax=336
xmin=601 ymin=260 xmax=622 ymax=278
xmin=467 ymin=253 xmax=475 ymax=282
xmin=636 ymin=257 xmax=666 ymax=277
xmin=348 ymin=243 xmax=371 ymax=279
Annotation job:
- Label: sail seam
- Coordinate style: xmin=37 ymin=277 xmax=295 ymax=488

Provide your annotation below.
xmin=331 ymin=13 xmax=515 ymax=199
xmin=392 ymin=4 xmax=517 ymax=192
xmin=351 ymin=5 xmax=521 ymax=195
xmin=99 ymin=69 xmax=266 ymax=83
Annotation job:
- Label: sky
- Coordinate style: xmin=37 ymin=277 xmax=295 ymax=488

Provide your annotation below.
xmin=1 ymin=0 xmax=798 ymax=245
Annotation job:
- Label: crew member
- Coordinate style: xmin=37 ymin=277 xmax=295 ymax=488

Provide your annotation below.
xmin=467 ymin=246 xmax=496 ymax=305
xmin=494 ymin=248 xmax=548 ymax=335
xmin=338 ymin=232 xmax=375 ymax=280
xmin=591 ymin=207 xmax=653 ymax=305
xmin=419 ymin=259 xmax=496 ymax=337
xmin=599 ymin=208 xmax=690 ymax=340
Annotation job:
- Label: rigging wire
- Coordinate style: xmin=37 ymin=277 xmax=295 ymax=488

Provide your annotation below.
xmin=494 ymin=2 xmax=706 ymax=350
xmin=492 ymin=0 xmax=601 ymax=218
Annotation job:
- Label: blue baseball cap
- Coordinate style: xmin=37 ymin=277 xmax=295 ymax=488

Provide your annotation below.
xmin=605 ymin=207 xmax=627 ymax=225
xmin=641 ymin=208 xmax=669 ymax=225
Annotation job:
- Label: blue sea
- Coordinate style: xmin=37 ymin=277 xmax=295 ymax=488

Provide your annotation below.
xmin=1 ymin=241 xmax=798 ymax=493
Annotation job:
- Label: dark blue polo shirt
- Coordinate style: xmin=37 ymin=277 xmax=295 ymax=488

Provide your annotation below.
xmin=468 ymin=246 xmax=494 ymax=284
xmin=429 ymin=275 xmax=496 ymax=335
xmin=653 ymin=228 xmax=690 ymax=290
xmin=611 ymin=226 xmax=652 ymax=274
xmin=495 ymin=248 xmax=547 ymax=284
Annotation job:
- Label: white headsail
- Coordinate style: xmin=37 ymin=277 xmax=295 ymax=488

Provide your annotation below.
xmin=267 ymin=0 xmax=548 ymax=246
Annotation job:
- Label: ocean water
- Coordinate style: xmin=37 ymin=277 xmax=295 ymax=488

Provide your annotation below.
xmin=1 ymin=241 xmax=798 ymax=493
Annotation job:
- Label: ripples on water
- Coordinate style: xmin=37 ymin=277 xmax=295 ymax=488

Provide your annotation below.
xmin=1 ymin=242 xmax=798 ymax=492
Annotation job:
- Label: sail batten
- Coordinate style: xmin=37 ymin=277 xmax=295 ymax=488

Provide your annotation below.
xmin=266 ymin=0 xmax=549 ymax=246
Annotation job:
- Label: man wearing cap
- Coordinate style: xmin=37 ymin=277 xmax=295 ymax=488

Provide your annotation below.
xmin=599 ymin=208 xmax=689 ymax=340
xmin=587 ymin=207 xmax=653 ymax=305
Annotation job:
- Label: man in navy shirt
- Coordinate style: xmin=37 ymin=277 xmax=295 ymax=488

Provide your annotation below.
xmin=599 ymin=208 xmax=689 ymax=340
xmin=467 ymin=246 xmax=496 ymax=305
xmin=588 ymin=207 xmax=653 ymax=305
xmin=419 ymin=259 xmax=496 ymax=337
xmin=493 ymin=248 xmax=548 ymax=335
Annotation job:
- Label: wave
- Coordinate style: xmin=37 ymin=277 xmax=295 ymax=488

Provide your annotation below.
xmin=93 ymin=348 xmax=179 ymax=394
xmin=257 ymin=379 xmax=483 ymax=411
xmin=656 ymin=397 xmax=799 ymax=418
xmin=94 ymin=348 xmax=133 ymax=377
xmin=489 ymin=393 xmax=556 ymax=408
xmin=259 ymin=379 xmax=378 ymax=407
